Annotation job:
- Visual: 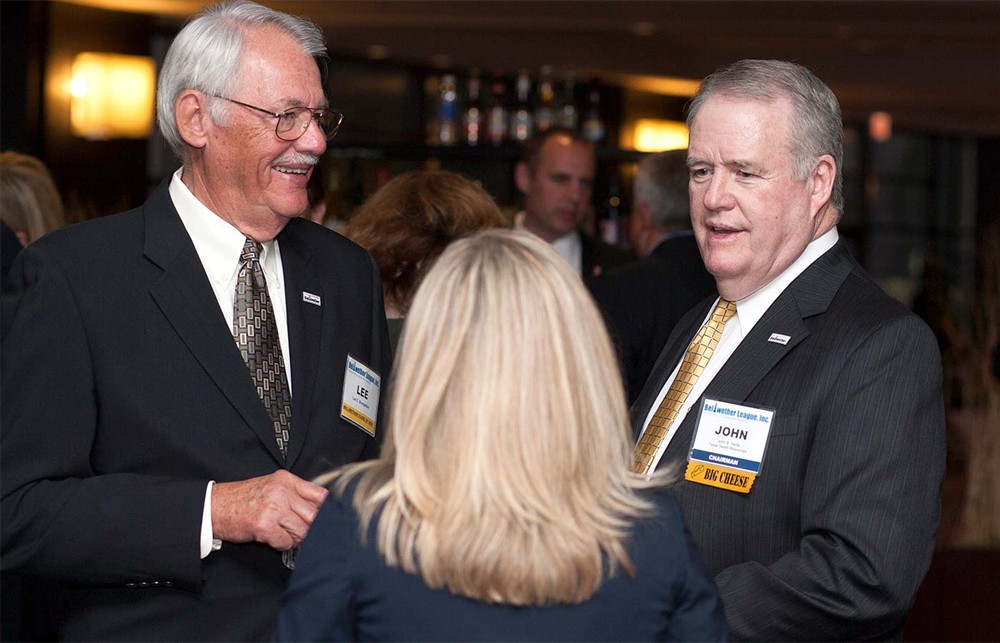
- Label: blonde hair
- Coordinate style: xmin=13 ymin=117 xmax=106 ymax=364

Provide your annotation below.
xmin=323 ymin=229 xmax=668 ymax=606
xmin=345 ymin=170 xmax=508 ymax=316
xmin=0 ymin=152 xmax=65 ymax=243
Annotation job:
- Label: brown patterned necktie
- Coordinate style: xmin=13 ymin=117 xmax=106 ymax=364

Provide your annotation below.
xmin=630 ymin=298 xmax=738 ymax=475
xmin=234 ymin=237 xmax=292 ymax=458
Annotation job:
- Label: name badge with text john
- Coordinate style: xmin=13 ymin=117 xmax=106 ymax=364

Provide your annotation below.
xmin=341 ymin=355 xmax=380 ymax=436
xmin=684 ymin=398 xmax=774 ymax=494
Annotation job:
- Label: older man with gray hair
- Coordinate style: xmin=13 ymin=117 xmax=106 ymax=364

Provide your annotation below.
xmin=1 ymin=2 xmax=390 ymax=639
xmin=629 ymin=60 xmax=944 ymax=640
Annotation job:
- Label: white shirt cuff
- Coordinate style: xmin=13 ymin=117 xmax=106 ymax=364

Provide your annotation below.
xmin=200 ymin=480 xmax=223 ymax=559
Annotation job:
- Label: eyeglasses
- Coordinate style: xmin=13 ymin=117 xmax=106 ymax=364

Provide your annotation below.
xmin=212 ymin=94 xmax=343 ymax=141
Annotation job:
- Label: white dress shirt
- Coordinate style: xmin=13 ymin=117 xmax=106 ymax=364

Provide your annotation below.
xmin=168 ymin=169 xmax=293 ymax=557
xmin=514 ymin=210 xmax=583 ymax=274
xmin=637 ymin=227 xmax=840 ymax=474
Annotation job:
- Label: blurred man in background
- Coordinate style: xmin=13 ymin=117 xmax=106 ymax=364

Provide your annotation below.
xmin=515 ymin=128 xmax=633 ymax=280
xmin=591 ymin=150 xmax=715 ymax=404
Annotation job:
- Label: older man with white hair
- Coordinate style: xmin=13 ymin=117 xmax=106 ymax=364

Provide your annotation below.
xmin=1 ymin=2 xmax=390 ymax=639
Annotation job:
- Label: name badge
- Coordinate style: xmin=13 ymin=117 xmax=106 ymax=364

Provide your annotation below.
xmin=340 ymin=355 xmax=380 ymax=436
xmin=684 ymin=398 xmax=774 ymax=494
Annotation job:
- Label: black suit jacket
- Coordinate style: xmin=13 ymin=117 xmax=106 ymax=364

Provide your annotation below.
xmin=1 ymin=220 xmax=22 ymax=289
xmin=0 ymin=181 xmax=392 ymax=641
xmin=590 ymin=232 xmax=716 ymax=405
xmin=580 ymin=231 xmax=634 ymax=281
xmin=631 ymin=239 xmax=945 ymax=640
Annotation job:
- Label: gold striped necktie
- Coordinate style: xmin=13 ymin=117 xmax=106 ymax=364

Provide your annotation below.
xmin=630 ymin=299 xmax=737 ymax=475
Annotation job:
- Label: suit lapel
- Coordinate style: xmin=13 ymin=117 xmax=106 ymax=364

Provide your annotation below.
xmin=662 ymin=295 xmax=810 ymax=462
xmin=276 ymin=224 xmax=323 ymax=467
xmin=579 ymin=232 xmax=597 ymax=278
xmin=637 ymin=239 xmax=856 ymax=466
xmin=630 ymin=299 xmax=712 ymax=438
xmin=143 ymin=183 xmax=285 ymax=465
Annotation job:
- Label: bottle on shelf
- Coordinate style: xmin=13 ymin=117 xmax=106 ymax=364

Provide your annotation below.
xmin=424 ymin=75 xmax=439 ymax=145
xmin=599 ymin=175 xmax=623 ymax=246
xmin=535 ymin=65 xmax=555 ymax=133
xmin=510 ymin=69 xmax=534 ymax=142
xmin=463 ymin=68 xmax=483 ymax=146
xmin=557 ymin=72 xmax=578 ymax=131
xmin=581 ymin=75 xmax=605 ymax=144
xmin=486 ymin=70 xmax=509 ymax=146
xmin=436 ymin=73 xmax=458 ymax=146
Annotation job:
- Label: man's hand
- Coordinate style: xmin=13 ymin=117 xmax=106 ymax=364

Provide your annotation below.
xmin=211 ymin=470 xmax=328 ymax=551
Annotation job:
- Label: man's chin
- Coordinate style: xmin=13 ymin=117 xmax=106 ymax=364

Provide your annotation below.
xmin=270 ymin=198 xmax=310 ymax=221
xmin=552 ymin=219 xmax=581 ymax=239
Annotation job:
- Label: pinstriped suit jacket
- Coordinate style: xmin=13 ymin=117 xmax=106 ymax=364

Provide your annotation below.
xmin=631 ymin=239 xmax=946 ymax=641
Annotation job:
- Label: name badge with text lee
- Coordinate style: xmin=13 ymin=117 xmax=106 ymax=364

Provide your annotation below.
xmin=341 ymin=355 xmax=380 ymax=436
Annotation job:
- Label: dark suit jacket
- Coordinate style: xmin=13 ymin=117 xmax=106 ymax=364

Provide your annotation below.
xmin=590 ymin=232 xmax=716 ymax=405
xmin=0 ymin=181 xmax=392 ymax=641
xmin=275 ymin=481 xmax=726 ymax=642
xmin=630 ymin=240 xmax=945 ymax=641
xmin=1 ymin=220 xmax=22 ymax=288
xmin=580 ymin=231 xmax=634 ymax=281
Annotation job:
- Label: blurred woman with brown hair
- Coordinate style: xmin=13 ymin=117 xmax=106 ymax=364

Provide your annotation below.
xmin=276 ymin=229 xmax=724 ymax=642
xmin=345 ymin=170 xmax=507 ymax=350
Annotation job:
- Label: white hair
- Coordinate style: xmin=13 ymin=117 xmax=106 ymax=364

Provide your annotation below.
xmin=155 ymin=0 xmax=326 ymax=160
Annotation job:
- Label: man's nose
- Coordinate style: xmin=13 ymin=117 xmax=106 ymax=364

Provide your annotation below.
xmin=295 ymin=118 xmax=328 ymax=155
xmin=702 ymin=174 xmax=734 ymax=211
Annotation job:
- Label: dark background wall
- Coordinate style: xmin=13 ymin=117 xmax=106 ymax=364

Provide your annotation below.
xmin=2 ymin=1 xmax=155 ymax=223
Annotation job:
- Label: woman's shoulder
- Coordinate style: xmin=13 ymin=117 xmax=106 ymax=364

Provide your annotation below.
xmin=631 ymin=483 xmax=690 ymax=546
xmin=329 ymin=471 xmax=367 ymax=511
xmin=638 ymin=482 xmax=683 ymax=516
xmin=310 ymin=474 xmax=365 ymax=540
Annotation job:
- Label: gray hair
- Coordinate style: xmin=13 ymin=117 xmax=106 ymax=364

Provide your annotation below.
xmin=633 ymin=150 xmax=689 ymax=229
xmin=686 ymin=59 xmax=844 ymax=217
xmin=156 ymin=0 xmax=327 ymax=160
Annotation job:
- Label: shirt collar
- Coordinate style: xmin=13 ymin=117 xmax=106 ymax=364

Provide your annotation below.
xmin=513 ymin=210 xmax=580 ymax=246
xmin=513 ymin=210 xmax=583 ymax=271
xmin=168 ymin=169 xmax=280 ymax=286
xmin=732 ymin=226 xmax=839 ymax=336
xmin=550 ymin=227 xmax=581 ymax=255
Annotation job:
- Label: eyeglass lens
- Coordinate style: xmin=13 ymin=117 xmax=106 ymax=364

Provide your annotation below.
xmin=276 ymin=108 xmax=342 ymax=141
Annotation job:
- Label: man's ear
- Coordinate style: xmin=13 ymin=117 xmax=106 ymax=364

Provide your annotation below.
xmin=809 ymin=154 xmax=836 ymax=216
xmin=175 ymin=90 xmax=210 ymax=149
xmin=514 ymin=161 xmax=532 ymax=195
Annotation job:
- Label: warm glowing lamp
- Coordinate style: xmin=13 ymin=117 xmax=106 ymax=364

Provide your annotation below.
xmin=70 ymin=52 xmax=156 ymax=140
xmin=632 ymin=119 xmax=689 ymax=152
xmin=869 ymin=111 xmax=893 ymax=142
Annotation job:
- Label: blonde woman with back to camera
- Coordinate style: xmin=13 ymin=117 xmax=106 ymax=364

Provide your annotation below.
xmin=276 ymin=229 xmax=725 ymax=641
